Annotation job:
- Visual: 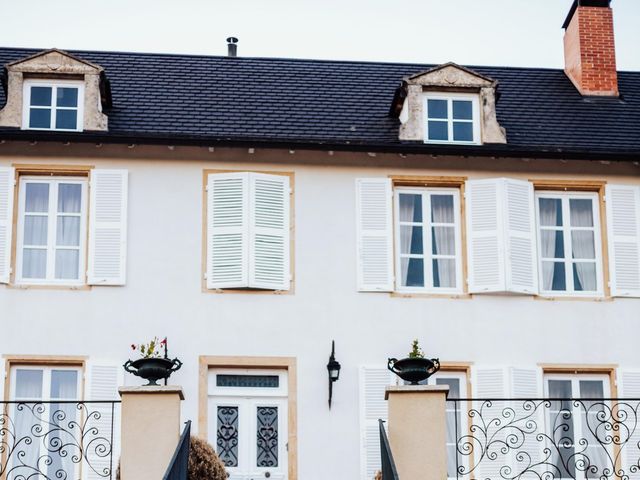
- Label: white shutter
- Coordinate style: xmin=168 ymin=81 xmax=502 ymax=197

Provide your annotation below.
xmin=510 ymin=367 xmax=544 ymax=476
xmin=505 ymin=180 xmax=538 ymax=294
xmin=84 ymin=361 xmax=123 ymax=480
xmin=606 ymin=185 xmax=640 ymax=297
xmin=88 ymin=169 xmax=128 ymax=285
xmin=472 ymin=366 xmax=509 ymax=480
xmin=359 ymin=366 xmax=394 ymax=480
xmin=356 ymin=178 xmax=394 ymax=292
xmin=248 ymin=173 xmax=290 ymax=290
xmin=466 ymin=179 xmax=505 ymax=293
xmin=618 ymin=370 xmax=640 ymax=479
xmin=0 ymin=167 xmax=15 ymax=284
xmin=206 ymin=172 xmax=249 ymax=289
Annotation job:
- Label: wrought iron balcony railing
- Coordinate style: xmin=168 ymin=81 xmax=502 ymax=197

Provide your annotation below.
xmin=449 ymin=398 xmax=640 ymax=480
xmin=0 ymin=400 xmax=120 ymax=480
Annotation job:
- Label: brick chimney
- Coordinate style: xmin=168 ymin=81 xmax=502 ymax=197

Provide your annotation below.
xmin=562 ymin=0 xmax=618 ymax=96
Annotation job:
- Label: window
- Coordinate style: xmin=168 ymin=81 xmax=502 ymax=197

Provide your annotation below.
xmin=535 ymin=191 xmax=603 ymax=295
xmin=544 ymin=373 xmax=610 ymax=480
xmin=206 ymin=172 xmax=291 ymax=291
xmin=424 ymin=93 xmax=480 ymax=144
xmin=394 ymin=187 xmax=462 ymax=293
xmin=9 ymin=365 xmax=81 ymax=479
xmin=23 ymin=80 xmax=84 ymax=131
xmin=16 ymin=176 xmax=88 ymax=285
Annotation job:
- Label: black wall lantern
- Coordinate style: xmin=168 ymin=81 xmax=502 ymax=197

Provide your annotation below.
xmin=327 ymin=340 xmax=341 ymax=409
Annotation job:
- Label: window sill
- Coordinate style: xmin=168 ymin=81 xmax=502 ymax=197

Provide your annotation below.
xmin=202 ymin=287 xmax=293 ymax=295
xmin=8 ymin=283 xmax=91 ymax=291
xmin=390 ymin=291 xmax=471 ymax=299
xmin=534 ymin=294 xmax=610 ymax=302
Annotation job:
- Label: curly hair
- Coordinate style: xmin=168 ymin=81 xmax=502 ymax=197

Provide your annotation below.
xmin=115 ymin=436 xmax=227 ymax=480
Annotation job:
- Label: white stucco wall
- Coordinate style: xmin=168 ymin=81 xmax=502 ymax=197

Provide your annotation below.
xmin=1 ymin=144 xmax=639 ymax=480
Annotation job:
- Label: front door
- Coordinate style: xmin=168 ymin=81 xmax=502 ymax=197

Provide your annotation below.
xmin=208 ymin=369 xmax=288 ymax=480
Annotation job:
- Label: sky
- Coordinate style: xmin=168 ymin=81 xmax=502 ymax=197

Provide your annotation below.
xmin=2 ymin=0 xmax=640 ymax=70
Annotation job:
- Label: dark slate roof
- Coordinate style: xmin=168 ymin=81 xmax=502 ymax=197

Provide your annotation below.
xmin=1 ymin=47 xmax=639 ymax=160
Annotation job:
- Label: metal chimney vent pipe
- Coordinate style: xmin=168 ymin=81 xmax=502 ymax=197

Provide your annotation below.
xmin=226 ymin=37 xmax=238 ymax=57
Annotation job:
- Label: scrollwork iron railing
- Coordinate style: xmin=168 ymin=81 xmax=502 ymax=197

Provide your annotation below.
xmin=0 ymin=400 xmax=120 ymax=480
xmin=449 ymin=398 xmax=640 ymax=480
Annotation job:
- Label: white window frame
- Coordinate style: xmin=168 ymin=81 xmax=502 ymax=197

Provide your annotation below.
xmin=10 ymin=364 xmax=82 ymax=401
xmin=423 ymin=92 xmax=481 ymax=145
xmin=22 ymin=79 xmax=84 ymax=132
xmin=394 ymin=187 xmax=463 ymax=294
xmin=15 ymin=175 xmax=89 ymax=286
xmin=208 ymin=368 xmax=288 ymax=398
xmin=534 ymin=191 xmax=604 ymax=297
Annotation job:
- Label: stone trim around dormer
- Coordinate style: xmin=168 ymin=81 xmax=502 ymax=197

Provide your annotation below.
xmin=0 ymin=49 xmax=108 ymax=131
xmin=392 ymin=62 xmax=507 ymax=144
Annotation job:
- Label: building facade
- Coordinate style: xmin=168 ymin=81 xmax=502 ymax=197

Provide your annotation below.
xmin=1 ymin=1 xmax=640 ymax=479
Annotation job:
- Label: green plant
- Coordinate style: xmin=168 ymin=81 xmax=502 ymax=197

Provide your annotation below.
xmin=130 ymin=337 xmax=166 ymax=359
xmin=408 ymin=339 xmax=425 ymax=359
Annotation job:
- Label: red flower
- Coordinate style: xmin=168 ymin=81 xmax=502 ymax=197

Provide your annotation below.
xmin=161 ymin=338 xmax=167 ymax=345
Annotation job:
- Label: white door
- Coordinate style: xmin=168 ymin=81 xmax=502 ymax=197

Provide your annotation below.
xmin=208 ymin=369 xmax=288 ymax=480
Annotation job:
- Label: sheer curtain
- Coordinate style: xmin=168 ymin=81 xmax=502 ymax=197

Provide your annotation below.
xmin=49 ymin=370 xmax=78 ymax=477
xmin=431 ymin=196 xmax=455 ymax=288
xmin=539 ymin=200 xmax=558 ymax=290
xmin=55 ymin=184 xmax=82 ymax=281
xmin=11 ymin=370 xmax=43 ymax=480
xmin=570 ymin=200 xmax=596 ymax=291
xmin=23 ymin=183 xmax=50 ymax=279
xmin=399 ymin=195 xmax=416 ymax=286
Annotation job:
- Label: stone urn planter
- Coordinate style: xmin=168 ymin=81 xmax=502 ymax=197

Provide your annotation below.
xmin=387 ymin=356 xmax=440 ymax=385
xmin=123 ymin=357 xmax=182 ymax=386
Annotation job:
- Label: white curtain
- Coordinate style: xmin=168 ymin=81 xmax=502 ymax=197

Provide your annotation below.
xmin=570 ymin=200 xmax=596 ymax=291
xmin=399 ymin=195 xmax=416 ymax=286
xmin=539 ymin=200 xmax=559 ymax=290
xmin=432 ymin=196 xmax=456 ymax=288
xmin=49 ymin=370 xmax=78 ymax=477
xmin=11 ymin=370 xmax=43 ymax=480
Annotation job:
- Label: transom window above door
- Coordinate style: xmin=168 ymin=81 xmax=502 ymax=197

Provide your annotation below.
xmin=394 ymin=187 xmax=463 ymax=293
xmin=424 ymin=94 xmax=480 ymax=144
xmin=535 ymin=191 xmax=603 ymax=295
xmin=22 ymin=80 xmax=84 ymax=131
xmin=16 ymin=176 xmax=88 ymax=285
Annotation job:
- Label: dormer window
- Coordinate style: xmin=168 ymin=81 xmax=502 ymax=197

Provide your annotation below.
xmin=424 ymin=93 xmax=480 ymax=144
xmin=23 ymin=80 xmax=84 ymax=131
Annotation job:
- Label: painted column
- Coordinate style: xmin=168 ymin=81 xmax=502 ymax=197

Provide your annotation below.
xmin=119 ymin=386 xmax=184 ymax=480
xmin=385 ymin=385 xmax=449 ymax=480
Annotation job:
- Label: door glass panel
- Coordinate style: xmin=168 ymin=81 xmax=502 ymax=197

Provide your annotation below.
xmin=24 ymin=217 xmax=48 ymax=246
xmin=15 ymin=370 xmax=43 ymax=399
xmin=58 ymin=184 xmax=82 ymax=213
xmin=25 ymin=183 xmax=49 ymax=212
xmin=49 ymin=371 xmax=79 ymax=477
xmin=433 ymin=259 xmax=456 ymax=288
xmin=256 ymin=406 xmax=279 ymax=467
xmin=398 ymin=194 xmax=422 ymax=222
xmin=569 ymin=199 xmax=594 ymax=227
xmin=548 ymin=380 xmax=575 ymax=478
xmin=400 ymin=225 xmax=423 ymax=255
xmin=217 ymin=406 xmax=239 ymax=467
xmin=400 ymin=258 xmax=424 ymax=287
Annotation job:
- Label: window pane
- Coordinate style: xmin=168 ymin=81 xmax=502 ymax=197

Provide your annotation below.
xmin=540 ymin=230 xmax=564 ymax=259
xmin=257 ymin=406 xmax=279 ymax=467
xmin=428 ymin=121 xmax=448 ymax=141
xmin=400 ymin=225 xmax=423 ymax=254
xmin=548 ymin=379 xmax=572 ymax=398
xmin=539 ymin=198 xmax=563 ymax=226
xmin=217 ymin=406 xmax=239 ymax=467
xmin=433 ymin=258 xmax=456 ymax=288
xmin=453 ymin=122 xmax=473 ymax=142
xmin=23 ymin=249 xmax=47 ymax=279
xmin=30 ymin=86 xmax=52 ymax=106
xmin=15 ymin=369 xmax=43 ymax=399
xmin=51 ymin=370 xmax=78 ymax=399
xmin=58 ymin=184 xmax=82 ymax=213
xmin=452 ymin=100 xmax=473 ymax=120
xmin=29 ymin=108 xmax=51 ymax=129
xmin=542 ymin=261 xmax=566 ymax=291
xmin=427 ymin=99 xmax=447 ymax=119
xmin=56 ymin=217 xmax=80 ymax=246
xmin=56 ymin=87 xmax=78 ymax=108
xmin=579 ymin=380 xmax=604 ymax=399
xmin=216 ymin=375 xmax=279 ymax=388
xmin=569 ymin=199 xmax=594 ymax=227
xmin=24 ymin=216 xmax=48 ymax=246
xmin=399 ymin=194 xmax=422 ymax=222
xmin=55 ymin=250 xmax=79 ymax=280
xmin=25 ymin=183 xmax=50 ymax=212
xmin=436 ymin=378 xmax=460 ymax=399
xmin=55 ymin=109 xmax=77 ymax=130
xmin=431 ymin=195 xmax=454 ymax=223
xmin=571 ymin=231 xmax=595 ymax=259
xmin=573 ymin=262 xmax=597 ymax=291
xmin=401 ymin=257 xmax=424 ymax=287
xmin=432 ymin=227 xmax=455 ymax=255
